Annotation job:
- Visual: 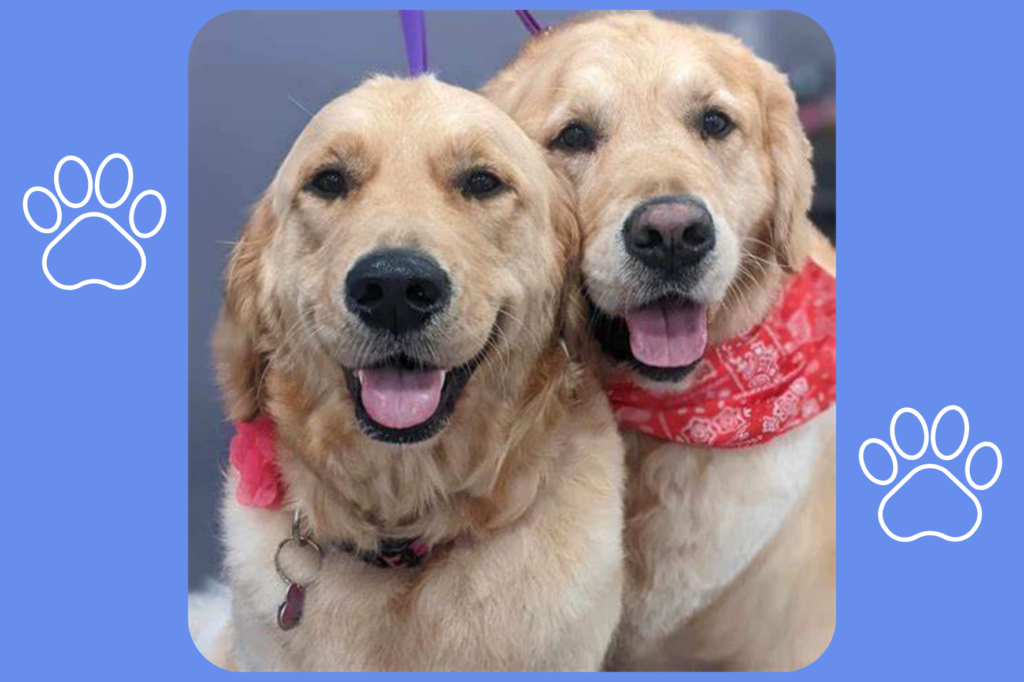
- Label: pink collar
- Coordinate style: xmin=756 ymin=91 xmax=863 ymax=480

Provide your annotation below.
xmin=229 ymin=416 xmax=436 ymax=571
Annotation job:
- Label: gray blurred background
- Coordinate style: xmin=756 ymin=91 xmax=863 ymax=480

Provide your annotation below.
xmin=188 ymin=10 xmax=836 ymax=589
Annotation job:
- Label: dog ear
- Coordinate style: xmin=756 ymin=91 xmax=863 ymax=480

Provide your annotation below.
xmin=763 ymin=62 xmax=817 ymax=273
xmin=213 ymin=194 xmax=277 ymax=422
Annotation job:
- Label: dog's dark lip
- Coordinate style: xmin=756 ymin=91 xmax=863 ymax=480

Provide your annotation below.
xmin=342 ymin=321 xmax=502 ymax=445
xmin=359 ymin=354 xmax=438 ymax=373
xmin=584 ymin=293 xmax=702 ymax=384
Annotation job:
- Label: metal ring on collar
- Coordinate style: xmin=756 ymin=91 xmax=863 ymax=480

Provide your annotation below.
xmin=275 ymin=535 xmax=323 ymax=586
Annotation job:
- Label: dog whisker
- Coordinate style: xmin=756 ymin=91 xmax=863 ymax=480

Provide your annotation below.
xmin=286 ymin=93 xmax=314 ymax=119
xmin=258 ymin=308 xmax=317 ymax=394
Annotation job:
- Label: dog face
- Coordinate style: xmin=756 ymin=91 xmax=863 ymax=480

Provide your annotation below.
xmin=216 ymin=76 xmax=572 ymax=447
xmin=486 ymin=12 xmax=815 ymax=384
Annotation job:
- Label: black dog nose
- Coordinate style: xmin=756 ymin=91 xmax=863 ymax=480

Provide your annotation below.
xmin=623 ymin=196 xmax=716 ymax=273
xmin=345 ymin=249 xmax=451 ymax=335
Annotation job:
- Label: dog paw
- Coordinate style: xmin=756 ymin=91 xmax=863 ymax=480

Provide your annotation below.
xmin=22 ymin=154 xmax=166 ymax=290
xmin=860 ymin=406 xmax=1001 ymax=542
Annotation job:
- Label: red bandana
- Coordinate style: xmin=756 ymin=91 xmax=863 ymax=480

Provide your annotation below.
xmin=605 ymin=262 xmax=836 ymax=449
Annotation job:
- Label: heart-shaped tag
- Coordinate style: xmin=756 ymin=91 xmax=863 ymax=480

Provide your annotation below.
xmin=277 ymin=582 xmax=305 ymax=631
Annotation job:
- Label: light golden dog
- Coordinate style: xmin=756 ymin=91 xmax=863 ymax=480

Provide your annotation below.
xmin=190 ymin=75 xmax=625 ymax=671
xmin=485 ymin=12 xmax=836 ymax=671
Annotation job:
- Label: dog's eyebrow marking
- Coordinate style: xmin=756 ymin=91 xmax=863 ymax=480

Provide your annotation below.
xmin=706 ymin=89 xmax=742 ymax=111
xmin=436 ymin=131 xmax=520 ymax=183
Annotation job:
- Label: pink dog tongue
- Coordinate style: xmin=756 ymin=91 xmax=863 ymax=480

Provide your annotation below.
xmin=358 ymin=368 xmax=445 ymax=430
xmin=626 ymin=302 xmax=708 ymax=368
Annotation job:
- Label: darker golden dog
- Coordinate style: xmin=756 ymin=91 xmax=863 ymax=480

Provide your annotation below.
xmin=191 ymin=75 xmax=625 ymax=671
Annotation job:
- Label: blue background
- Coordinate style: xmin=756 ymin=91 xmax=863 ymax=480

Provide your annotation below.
xmin=1 ymin=2 xmax=1020 ymax=679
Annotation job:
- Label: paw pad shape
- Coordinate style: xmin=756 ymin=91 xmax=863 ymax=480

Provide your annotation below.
xmin=860 ymin=406 xmax=1001 ymax=542
xmin=22 ymin=154 xmax=166 ymax=290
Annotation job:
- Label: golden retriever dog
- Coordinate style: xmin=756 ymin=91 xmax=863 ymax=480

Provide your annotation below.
xmin=189 ymin=75 xmax=625 ymax=671
xmin=485 ymin=12 xmax=836 ymax=672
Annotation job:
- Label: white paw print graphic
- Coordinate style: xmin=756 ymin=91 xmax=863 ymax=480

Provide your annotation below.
xmin=22 ymin=154 xmax=166 ymax=290
xmin=860 ymin=406 xmax=1001 ymax=542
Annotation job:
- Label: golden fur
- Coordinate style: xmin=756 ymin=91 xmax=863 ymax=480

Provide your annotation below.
xmin=193 ymin=76 xmax=625 ymax=671
xmin=485 ymin=12 xmax=836 ymax=671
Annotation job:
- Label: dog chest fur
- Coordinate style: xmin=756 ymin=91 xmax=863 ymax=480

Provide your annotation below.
xmin=219 ymin=410 xmax=626 ymax=672
xmin=612 ymin=409 xmax=835 ymax=670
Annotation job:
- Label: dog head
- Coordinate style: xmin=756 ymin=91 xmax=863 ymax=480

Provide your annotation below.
xmin=485 ymin=12 xmax=815 ymax=385
xmin=215 ymin=76 xmax=576 ymax=460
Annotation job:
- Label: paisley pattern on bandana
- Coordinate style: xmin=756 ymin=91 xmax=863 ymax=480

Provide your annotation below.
xmin=606 ymin=262 xmax=836 ymax=449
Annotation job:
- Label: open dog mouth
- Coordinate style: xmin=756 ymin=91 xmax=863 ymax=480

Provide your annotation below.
xmin=587 ymin=294 xmax=708 ymax=383
xmin=342 ymin=324 xmax=500 ymax=445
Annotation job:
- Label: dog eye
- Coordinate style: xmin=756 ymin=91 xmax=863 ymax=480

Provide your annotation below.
xmin=462 ymin=170 xmax=505 ymax=199
xmin=701 ymin=109 xmax=734 ymax=140
xmin=306 ymin=169 xmax=348 ymax=198
xmin=551 ymin=122 xmax=596 ymax=153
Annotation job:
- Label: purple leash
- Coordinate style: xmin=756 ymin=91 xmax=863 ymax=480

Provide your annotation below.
xmin=515 ymin=10 xmax=545 ymax=35
xmin=400 ymin=10 xmax=541 ymax=77
xmin=399 ymin=10 xmax=428 ymax=75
